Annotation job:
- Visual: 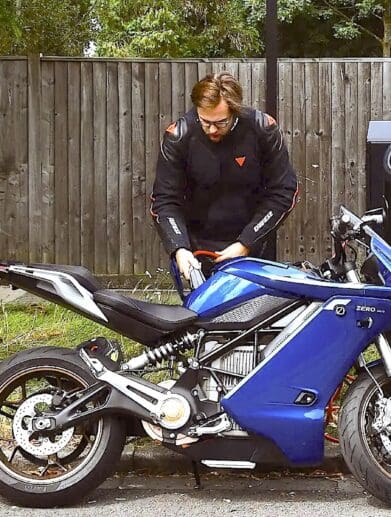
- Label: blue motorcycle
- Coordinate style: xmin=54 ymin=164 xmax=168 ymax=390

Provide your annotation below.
xmin=0 ymin=205 xmax=391 ymax=507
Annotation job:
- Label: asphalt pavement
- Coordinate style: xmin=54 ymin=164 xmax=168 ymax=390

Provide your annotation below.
xmin=0 ymin=472 xmax=390 ymax=516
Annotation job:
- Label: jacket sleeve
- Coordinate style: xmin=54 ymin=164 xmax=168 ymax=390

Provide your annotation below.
xmin=150 ymin=118 xmax=192 ymax=256
xmin=238 ymin=112 xmax=298 ymax=250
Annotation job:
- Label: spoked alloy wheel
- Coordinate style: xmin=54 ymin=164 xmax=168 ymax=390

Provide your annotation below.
xmin=0 ymin=347 xmax=125 ymax=507
xmin=339 ymin=365 xmax=391 ymax=505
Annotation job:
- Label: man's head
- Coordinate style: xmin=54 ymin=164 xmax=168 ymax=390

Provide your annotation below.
xmin=191 ymin=72 xmax=243 ymax=143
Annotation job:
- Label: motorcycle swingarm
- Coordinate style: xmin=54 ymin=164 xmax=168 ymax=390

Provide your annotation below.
xmin=33 ymin=380 xmax=154 ymax=434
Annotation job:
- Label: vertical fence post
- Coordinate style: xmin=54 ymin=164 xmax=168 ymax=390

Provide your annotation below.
xmin=28 ymin=53 xmax=42 ymax=263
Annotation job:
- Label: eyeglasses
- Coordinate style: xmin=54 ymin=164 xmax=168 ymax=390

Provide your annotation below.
xmin=198 ymin=116 xmax=232 ymax=129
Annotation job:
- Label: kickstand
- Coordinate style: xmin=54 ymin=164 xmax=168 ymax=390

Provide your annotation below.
xmin=192 ymin=461 xmax=202 ymax=489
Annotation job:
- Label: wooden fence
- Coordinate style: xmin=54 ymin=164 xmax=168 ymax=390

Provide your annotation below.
xmin=0 ymin=56 xmax=390 ymax=282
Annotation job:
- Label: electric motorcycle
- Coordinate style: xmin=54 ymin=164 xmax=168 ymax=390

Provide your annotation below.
xmin=0 ymin=205 xmax=391 ymax=507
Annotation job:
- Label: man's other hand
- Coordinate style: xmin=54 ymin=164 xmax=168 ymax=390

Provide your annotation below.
xmin=214 ymin=242 xmax=249 ymax=263
xmin=175 ymin=248 xmax=201 ymax=280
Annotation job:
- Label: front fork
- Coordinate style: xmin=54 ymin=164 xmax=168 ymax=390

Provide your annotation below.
xmin=375 ymin=334 xmax=391 ymax=378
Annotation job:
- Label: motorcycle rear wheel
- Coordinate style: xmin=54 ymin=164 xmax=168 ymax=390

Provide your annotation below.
xmin=339 ymin=365 xmax=391 ymax=505
xmin=0 ymin=346 xmax=125 ymax=507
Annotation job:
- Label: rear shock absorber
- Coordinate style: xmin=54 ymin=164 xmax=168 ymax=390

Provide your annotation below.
xmin=122 ymin=331 xmax=200 ymax=370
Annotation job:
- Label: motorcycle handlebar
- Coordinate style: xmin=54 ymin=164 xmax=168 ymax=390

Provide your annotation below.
xmin=331 ymin=213 xmax=351 ymax=239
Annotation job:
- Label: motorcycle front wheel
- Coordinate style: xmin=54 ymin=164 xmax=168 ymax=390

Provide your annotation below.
xmin=339 ymin=364 xmax=391 ymax=505
xmin=0 ymin=346 xmax=125 ymax=507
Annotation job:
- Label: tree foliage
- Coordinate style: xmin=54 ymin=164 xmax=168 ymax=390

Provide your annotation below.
xmin=95 ymin=0 xmax=261 ymax=58
xmin=0 ymin=0 xmax=95 ymax=55
xmin=0 ymin=0 xmax=389 ymax=57
xmin=246 ymin=0 xmax=389 ymax=56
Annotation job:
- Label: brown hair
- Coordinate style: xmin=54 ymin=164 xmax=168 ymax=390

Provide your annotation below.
xmin=191 ymin=72 xmax=243 ymax=115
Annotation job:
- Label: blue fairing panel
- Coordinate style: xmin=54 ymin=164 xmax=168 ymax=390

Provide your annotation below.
xmin=184 ymin=270 xmax=295 ymax=318
xmin=184 ymin=257 xmax=391 ymax=318
xmin=221 ymin=296 xmax=391 ymax=465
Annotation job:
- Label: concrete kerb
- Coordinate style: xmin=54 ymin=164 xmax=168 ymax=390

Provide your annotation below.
xmin=1 ymin=286 xmax=348 ymax=477
xmin=118 ymin=441 xmax=348 ymax=476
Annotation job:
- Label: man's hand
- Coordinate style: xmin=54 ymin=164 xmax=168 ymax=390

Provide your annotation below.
xmin=175 ymin=248 xmax=201 ymax=280
xmin=214 ymin=242 xmax=249 ymax=263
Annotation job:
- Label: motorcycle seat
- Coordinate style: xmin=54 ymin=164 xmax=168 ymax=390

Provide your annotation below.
xmin=93 ymin=289 xmax=198 ymax=332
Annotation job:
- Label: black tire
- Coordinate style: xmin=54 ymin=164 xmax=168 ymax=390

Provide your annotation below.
xmin=0 ymin=346 xmax=126 ymax=507
xmin=339 ymin=365 xmax=391 ymax=505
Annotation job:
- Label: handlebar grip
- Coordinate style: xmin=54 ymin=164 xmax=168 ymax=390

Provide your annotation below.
xmin=338 ymin=214 xmax=350 ymax=235
xmin=331 ymin=214 xmax=350 ymax=237
xmin=193 ymin=250 xmax=220 ymax=259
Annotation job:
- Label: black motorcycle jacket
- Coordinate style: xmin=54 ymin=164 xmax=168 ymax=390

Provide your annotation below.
xmin=151 ymin=107 xmax=298 ymax=256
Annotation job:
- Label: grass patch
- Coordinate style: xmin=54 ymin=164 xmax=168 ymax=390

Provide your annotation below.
xmin=0 ymin=302 xmax=144 ymax=361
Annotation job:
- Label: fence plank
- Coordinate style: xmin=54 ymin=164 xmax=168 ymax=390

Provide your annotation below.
xmin=118 ymin=62 xmax=133 ymax=275
xmin=1 ymin=62 xmax=14 ymax=260
xmin=41 ymin=61 xmax=55 ymax=263
xmin=93 ymin=62 xmax=107 ymax=274
xmin=185 ymin=63 xmax=198 ymax=112
xmin=54 ymin=61 xmax=69 ymax=264
xmin=106 ymin=62 xmax=120 ymax=275
xmin=0 ymin=61 xmax=28 ymax=262
xmin=198 ymin=62 xmax=212 ymax=79
xmin=80 ymin=62 xmax=95 ymax=270
xmin=318 ymin=61 xmax=332 ymax=258
xmin=371 ymin=62 xmax=383 ymax=120
xmin=224 ymin=62 xmax=239 ymax=78
xmin=11 ymin=60 xmax=29 ymax=262
xmin=0 ymin=60 xmax=8 ymax=257
xmin=357 ymin=62 xmax=371 ymax=215
xmin=344 ymin=62 xmax=359 ymax=214
xmin=145 ymin=63 xmax=160 ymax=274
xmin=212 ymin=62 xmax=225 ymax=74
xmin=251 ymin=62 xmax=266 ymax=111
xmin=172 ymin=63 xmax=185 ymax=120
xmin=132 ymin=62 xmax=146 ymax=274
xmin=277 ymin=61 xmax=293 ymax=261
xmin=68 ymin=61 xmax=81 ymax=265
xmin=291 ymin=61 xmax=306 ymax=261
xmin=239 ymin=63 xmax=251 ymax=106
xmin=158 ymin=62 xmax=173 ymax=268
xmin=304 ymin=62 xmax=320 ymax=263
xmin=28 ymin=54 xmax=42 ymax=263
xmin=331 ymin=62 xmax=346 ymax=214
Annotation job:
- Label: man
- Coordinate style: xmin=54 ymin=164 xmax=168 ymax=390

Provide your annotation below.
xmin=151 ymin=72 xmax=298 ymax=280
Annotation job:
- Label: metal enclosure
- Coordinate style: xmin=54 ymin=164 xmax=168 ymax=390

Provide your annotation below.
xmin=366 ymin=120 xmax=391 ymax=242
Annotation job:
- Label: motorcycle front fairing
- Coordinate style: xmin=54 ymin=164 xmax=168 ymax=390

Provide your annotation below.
xmin=221 ymin=295 xmax=391 ymax=465
xmin=184 ymin=241 xmax=391 ymax=466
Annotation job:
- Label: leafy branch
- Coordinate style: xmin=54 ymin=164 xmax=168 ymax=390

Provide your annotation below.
xmin=320 ymin=0 xmax=383 ymax=43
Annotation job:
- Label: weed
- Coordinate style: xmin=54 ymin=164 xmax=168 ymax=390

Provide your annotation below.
xmin=0 ymin=302 xmax=143 ymax=361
